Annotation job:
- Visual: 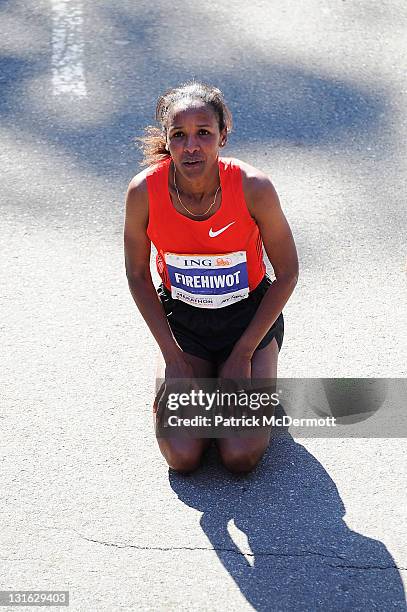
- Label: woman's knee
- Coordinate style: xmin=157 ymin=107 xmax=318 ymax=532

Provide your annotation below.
xmin=218 ymin=438 xmax=269 ymax=473
xmin=157 ymin=440 xmax=207 ymax=474
xmin=218 ymin=446 xmax=262 ymax=473
xmin=168 ymin=449 xmax=202 ymax=473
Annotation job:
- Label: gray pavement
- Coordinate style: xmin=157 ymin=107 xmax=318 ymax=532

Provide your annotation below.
xmin=1 ymin=1 xmax=406 ymax=610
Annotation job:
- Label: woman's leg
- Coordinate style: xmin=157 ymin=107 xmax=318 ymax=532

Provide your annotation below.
xmin=216 ymin=338 xmax=279 ymax=473
xmin=154 ymin=350 xmax=215 ymax=473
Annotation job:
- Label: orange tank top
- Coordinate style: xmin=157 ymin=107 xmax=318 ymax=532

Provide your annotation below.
xmin=146 ymin=157 xmax=266 ymax=308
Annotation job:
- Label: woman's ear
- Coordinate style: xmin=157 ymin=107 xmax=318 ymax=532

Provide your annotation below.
xmin=163 ymin=129 xmax=169 ymax=151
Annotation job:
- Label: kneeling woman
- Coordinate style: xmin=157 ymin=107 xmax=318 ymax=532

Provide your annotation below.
xmin=124 ymin=81 xmax=298 ymax=473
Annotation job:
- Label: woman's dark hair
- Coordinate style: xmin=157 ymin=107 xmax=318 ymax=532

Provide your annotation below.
xmin=137 ymin=81 xmax=233 ymax=167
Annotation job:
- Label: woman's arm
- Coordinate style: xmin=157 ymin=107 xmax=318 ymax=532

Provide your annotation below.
xmin=124 ymin=175 xmax=194 ymax=376
xmin=229 ymin=162 xmax=299 ymax=360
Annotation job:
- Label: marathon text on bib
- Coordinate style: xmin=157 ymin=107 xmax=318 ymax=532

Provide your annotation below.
xmin=164 ymin=251 xmax=249 ymax=308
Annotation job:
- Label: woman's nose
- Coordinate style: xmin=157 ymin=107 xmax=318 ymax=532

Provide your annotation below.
xmin=184 ymin=135 xmax=200 ymax=153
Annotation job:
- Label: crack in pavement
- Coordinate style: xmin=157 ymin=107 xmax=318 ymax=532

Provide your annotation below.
xmin=72 ymin=530 xmax=406 ymax=571
xmin=30 ymin=525 xmax=406 ymax=571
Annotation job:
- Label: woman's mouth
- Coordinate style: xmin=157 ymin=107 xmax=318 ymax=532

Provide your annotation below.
xmin=182 ymin=160 xmax=203 ymax=166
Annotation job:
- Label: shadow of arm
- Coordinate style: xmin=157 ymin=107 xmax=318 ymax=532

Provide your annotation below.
xmin=200 ymin=512 xmax=253 ymax=574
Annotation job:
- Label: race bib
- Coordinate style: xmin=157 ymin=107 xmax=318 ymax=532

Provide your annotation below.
xmin=164 ymin=251 xmax=249 ymax=308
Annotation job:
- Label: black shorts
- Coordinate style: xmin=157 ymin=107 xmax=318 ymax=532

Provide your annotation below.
xmin=157 ymin=275 xmax=284 ymax=365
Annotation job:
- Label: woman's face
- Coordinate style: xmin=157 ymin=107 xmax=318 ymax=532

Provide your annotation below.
xmin=165 ymin=101 xmax=226 ymax=179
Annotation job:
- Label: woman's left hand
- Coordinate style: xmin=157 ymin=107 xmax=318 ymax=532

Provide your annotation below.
xmin=217 ymin=352 xmax=252 ymax=381
xmin=217 ymin=353 xmax=252 ymax=423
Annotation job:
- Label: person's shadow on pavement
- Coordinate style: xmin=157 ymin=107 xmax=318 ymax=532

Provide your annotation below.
xmin=169 ymin=413 xmax=406 ymax=612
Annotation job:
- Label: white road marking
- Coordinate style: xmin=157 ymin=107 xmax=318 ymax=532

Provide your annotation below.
xmin=227 ymin=518 xmax=254 ymax=567
xmin=51 ymin=0 xmax=86 ymax=96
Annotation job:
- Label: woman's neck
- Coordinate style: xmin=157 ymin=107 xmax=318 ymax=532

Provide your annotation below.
xmin=171 ymin=160 xmax=220 ymax=201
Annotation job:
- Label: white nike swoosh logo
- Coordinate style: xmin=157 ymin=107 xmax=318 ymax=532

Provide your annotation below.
xmin=209 ymin=221 xmax=236 ymax=238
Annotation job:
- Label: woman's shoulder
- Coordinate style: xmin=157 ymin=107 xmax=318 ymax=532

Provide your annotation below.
xmin=127 ymin=157 xmax=170 ymax=195
xmin=220 ymin=156 xmax=276 ymax=199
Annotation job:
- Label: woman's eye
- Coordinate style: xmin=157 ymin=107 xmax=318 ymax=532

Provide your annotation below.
xmin=199 ymin=129 xmax=209 ymax=135
xmin=171 ymin=131 xmax=183 ymax=138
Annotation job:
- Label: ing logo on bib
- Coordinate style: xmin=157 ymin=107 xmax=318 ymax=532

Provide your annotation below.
xmin=164 ymin=251 xmax=249 ymax=309
xmin=216 ymin=257 xmax=232 ymax=266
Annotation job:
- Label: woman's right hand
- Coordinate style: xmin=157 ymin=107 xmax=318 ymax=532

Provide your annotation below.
xmin=155 ymin=349 xmax=198 ymax=433
xmin=164 ymin=349 xmax=196 ymax=380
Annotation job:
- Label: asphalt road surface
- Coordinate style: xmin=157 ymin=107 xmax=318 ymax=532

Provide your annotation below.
xmin=1 ymin=1 xmax=406 ymax=610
